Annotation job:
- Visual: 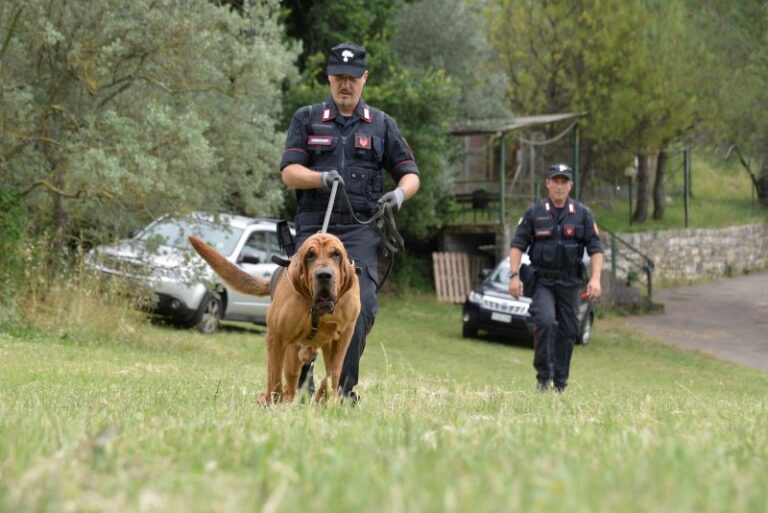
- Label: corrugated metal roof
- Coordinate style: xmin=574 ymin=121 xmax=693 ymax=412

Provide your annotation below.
xmin=449 ymin=112 xmax=588 ymax=136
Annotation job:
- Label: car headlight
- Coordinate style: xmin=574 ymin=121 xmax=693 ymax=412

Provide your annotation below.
xmin=467 ymin=291 xmax=483 ymax=304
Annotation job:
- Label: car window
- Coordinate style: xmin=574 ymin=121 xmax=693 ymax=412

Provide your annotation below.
xmin=242 ymin=231 xmax=269 ymax=264
xmin=266 ymin=232 xmax=288 ymax=259
xmin=138 ymin=219 xmax=243 ymax=255
xmin=490 ymin=260 xmax=511 ymax=286
xmin=240 ymin=230 xmax=287 ymax=263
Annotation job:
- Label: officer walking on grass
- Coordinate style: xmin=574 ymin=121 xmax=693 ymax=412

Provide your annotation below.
xmin=508 ymin=164 xmax=603 ymax=393
xmin=280 ymin=43 xmax=421 ymax=402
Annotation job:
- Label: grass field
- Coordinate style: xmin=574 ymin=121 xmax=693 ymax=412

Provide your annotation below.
xmin=1 ymin=294 xmax=767 ymax=513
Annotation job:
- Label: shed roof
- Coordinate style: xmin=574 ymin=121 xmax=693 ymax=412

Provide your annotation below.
xmin=449 ymin=112 xmax=588 ymax=136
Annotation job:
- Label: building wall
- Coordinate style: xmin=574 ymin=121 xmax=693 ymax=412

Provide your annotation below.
xmin=604 ymin=223 xmax=768 ymax=281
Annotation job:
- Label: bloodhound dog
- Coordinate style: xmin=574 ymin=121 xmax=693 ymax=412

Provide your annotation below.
xmin=188 ymin=233 xmax=360 ymax=404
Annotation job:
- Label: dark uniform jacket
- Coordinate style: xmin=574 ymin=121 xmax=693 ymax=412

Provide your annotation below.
xmin=511 ymin=198 xmax=603 ymax=286
xmin=280 ymin=97 xmax=418 ymax=284
xmin=280 ymin=97 xmax=418 ymax=218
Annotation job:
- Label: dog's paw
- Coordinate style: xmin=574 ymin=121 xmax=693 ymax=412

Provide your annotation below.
xmin=258 ymin=392 xmax=280 ymax=406
xmin=312 ymin=377 xmax=336 ymax=404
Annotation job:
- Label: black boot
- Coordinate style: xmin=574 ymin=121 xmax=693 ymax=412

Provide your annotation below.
xmin=341 ymin=389 xmax=360 ymax=405
xmin=298 ymin=360 xmax=315 ymax=396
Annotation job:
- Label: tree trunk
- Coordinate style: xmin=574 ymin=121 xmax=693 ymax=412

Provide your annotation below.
xmin=632 ymin=153 xmax=649 ymax=223
xmin=47 ymin=162 xmax=69 ymax=275
xmin=759 ymin=158 xmax=768 ymax=206
xmin=652 ymin=150 xmax=667 ymax=220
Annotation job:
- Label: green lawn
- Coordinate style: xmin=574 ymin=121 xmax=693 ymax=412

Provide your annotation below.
xmin=1 ymin=295 xmax=767 ymax=513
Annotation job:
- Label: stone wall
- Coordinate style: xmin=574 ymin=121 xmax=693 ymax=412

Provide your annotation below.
xmin=604 ymin=223 xmax=768 ymax=281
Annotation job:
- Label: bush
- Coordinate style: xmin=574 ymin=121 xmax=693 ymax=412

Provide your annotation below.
xmin=0 ymin=191 xmax=27 ymax=323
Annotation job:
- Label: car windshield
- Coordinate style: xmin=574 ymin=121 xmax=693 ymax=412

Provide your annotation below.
xmin=489 ymin=260 xmax=511 ymax=287
xmin=137 ymin=218 xmax=243 ymax=255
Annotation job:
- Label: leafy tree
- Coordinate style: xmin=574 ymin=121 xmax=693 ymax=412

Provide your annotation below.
xmin=487 ymin=0 xmax=700 ymax=221
xmin=393 ymin=0 xmax=509 ymax=120
xmin=690 ymin=0 xmax=768 ymax=205
xmin=0 ymin=0 xmax=296 ymax=259
xmin=281 ymin=0 xmax=458 ymax=241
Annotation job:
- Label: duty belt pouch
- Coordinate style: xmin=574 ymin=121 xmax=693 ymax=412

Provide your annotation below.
xmin=276 ymin=220 xmax=296 ymax=257
xmin=519 ymin=263 xmax=537 ymax=298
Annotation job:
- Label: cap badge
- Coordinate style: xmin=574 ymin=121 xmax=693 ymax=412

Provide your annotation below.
xmin=342 ymin=50 xmax=354 ymax=62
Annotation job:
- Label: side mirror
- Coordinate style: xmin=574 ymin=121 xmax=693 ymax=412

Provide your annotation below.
xmin=239 ymin=247 xmax=262 ymax=265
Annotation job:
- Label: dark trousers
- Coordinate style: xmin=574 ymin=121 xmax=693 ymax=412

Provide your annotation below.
xmin=529 ymin=280 xmax=580 ymax=388
xmin=339 ymin=268 xmax=377 ymax=391
xmin=295 ymin=217 xmax=380 ymax=393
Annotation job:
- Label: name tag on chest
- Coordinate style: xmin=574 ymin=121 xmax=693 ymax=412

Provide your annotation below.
xmin=307 ymin=135 xmax=334 ymax=146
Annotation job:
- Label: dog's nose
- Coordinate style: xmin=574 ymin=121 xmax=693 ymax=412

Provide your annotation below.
xmin=315 ymin=268 xmax=333 ymax=283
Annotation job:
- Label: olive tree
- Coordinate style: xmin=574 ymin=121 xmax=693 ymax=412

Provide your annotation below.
xmin=0 ymin=0 xmax=296 ymax=255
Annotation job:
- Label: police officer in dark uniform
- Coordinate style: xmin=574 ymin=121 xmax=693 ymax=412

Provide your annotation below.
xmin=508 ymin=164 xmax=603 ymax=393
xmin=280 ymin=43 xmax=421 ymax=402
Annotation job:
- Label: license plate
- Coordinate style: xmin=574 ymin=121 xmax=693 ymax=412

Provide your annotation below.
xmin=491 ymin=312 xmax=512 ymax=323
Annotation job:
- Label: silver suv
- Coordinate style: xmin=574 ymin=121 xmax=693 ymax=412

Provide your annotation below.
xmin=85 ymin=212 xmax=293 ymax=334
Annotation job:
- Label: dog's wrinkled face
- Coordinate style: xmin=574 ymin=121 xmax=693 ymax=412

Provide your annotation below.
xmin=290 ymin=233 xmax=354 ymax=313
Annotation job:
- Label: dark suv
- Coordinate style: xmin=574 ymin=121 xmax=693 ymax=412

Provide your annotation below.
xmin=462 ymin=255 xmax=594 ymax=345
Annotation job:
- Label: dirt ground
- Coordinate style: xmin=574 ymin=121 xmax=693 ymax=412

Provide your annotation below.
xmin=625 ymin=271 xmax=768 ymax=372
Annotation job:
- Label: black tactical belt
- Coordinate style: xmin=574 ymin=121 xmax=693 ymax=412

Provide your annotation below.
xmin=297 ymin=211 xmax=370 ymax=226
xmin=534 ymin=268 xmax=580 ymax=278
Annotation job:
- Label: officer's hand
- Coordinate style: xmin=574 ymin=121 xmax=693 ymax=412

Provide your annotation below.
xmin=378 ymin=188 xmax=405 ymax=213
xmin=509 ymin=275 xmax=523 ymax=299
xmin=320 ymin=170 xmax=344 ymax=190
xmin=586 ymin=277 xmax=602 ymax=301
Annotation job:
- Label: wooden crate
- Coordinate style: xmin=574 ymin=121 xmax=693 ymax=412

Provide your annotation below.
xmin=432 ymin=252 xmax=492 ymax=303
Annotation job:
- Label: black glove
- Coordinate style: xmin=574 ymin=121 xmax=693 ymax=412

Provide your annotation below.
xmin=378 ymin=188 xmax=405 ymax=213
xmin=320 ymin=170 xmax=344 ymax=190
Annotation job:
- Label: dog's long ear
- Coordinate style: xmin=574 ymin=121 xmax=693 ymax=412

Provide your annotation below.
xmin=338 ymin=252 xmax=357 ymax=297
xmin=288 ymin=246 xmax=311 ymax=297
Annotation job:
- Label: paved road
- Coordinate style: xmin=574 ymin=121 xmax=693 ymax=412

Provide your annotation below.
xmin=626 ymin=271 xmax=768 ymax=372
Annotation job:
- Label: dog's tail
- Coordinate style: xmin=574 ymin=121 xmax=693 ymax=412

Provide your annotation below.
xmin=188 ymin=235 xmax=271 ymax=296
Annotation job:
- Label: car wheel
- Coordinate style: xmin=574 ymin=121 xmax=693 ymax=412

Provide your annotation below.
xmin=193 ymin=293 xmax=222 ymax=334
xmin=462 ymin=313 xmax=479 ymax=338
xmin=577 ymin=312 xmax=593 ymax=345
